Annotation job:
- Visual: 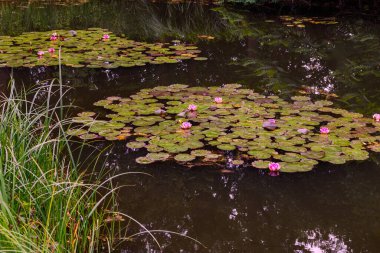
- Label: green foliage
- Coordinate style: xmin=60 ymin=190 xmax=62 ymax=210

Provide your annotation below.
xmin=0 ymin=81 xmax=118 ymax=252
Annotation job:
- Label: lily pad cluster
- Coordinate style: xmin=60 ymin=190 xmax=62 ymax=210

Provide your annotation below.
xmin=68 ymin=84 xmax=380 ymax=173
xmin=278 ymin=16 xmax=338 ymax=28
xmin=0 ymin=28 xmax=203 ymax=68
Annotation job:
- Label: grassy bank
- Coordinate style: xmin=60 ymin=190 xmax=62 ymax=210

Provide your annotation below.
xmin=0 ymin=81 xmax=117 ymax=252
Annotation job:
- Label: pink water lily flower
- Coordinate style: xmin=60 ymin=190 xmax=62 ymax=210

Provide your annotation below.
xmin=37 ymin=51 xmax=45 ymax=56
xmin=181 ymin=121 xmax=192 ymax=130
xmin=48 ymin=48 xmax=55 ymax=54
xmin=297 ymin=128 xmax=309 ymax=134
xmin=320 ymin=127 xmax=330 ymax=134
xmin=102 ymin=34 xmax=110 ymax=40
xmin=268 ymin=119 xmax=276 ymax=124
xmin=214 ymin=97 xmax=223 ymax=104
xmin=50 ymin=33 xmax=58 ymax=41
xmin=268 ymin=162 xmax=281 ymax=172
xmin=373 ymin=113 xmax=380 ymax=122
xmin=188 ymin=104 xmax=197 ymax=111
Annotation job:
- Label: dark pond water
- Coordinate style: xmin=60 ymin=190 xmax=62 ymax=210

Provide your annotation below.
xmin=1 ymin=0 xmax=380 ymax=252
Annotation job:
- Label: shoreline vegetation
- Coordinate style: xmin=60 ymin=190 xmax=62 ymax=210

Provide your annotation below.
xmin=0 ymin=79 xmax=201 ymax=252
xmin=0 ymin=80 xmax=119 ymax=252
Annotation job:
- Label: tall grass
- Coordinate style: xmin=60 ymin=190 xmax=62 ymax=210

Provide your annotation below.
xmin=0 ymin=80 xmax=117 ymax=252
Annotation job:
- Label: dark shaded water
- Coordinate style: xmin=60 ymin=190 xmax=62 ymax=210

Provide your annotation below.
xmin=1 ymin=1 xmax=380 ymax=252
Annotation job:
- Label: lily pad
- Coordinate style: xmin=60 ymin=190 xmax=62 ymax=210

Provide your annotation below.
xmin=217 ymin=144 xmax=236 ymax=151
xmin=71 ymin=84 xmax=380 ymax=173
xmin=136 ymin=156 xmax=155 ymax=164
xmin=126 ymin=141 xmax=146 ymax=149
xmin=279 ymin=162 xmax=313 ymax=173
xmin=174 ymin=154 xmax=196 ymax=162
xmin=0 ymin=29 xmax=203 ymax=68
xmin=146 ymin=152 xmax=170 ymax=161
xmin=251 ymin=160 xmax=268 ymax=169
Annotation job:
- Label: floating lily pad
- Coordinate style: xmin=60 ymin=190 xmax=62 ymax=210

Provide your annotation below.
xmin=191 ymin=149 xmax=212 ymax=156
xmin=279 ymin=162 xmax=313 ymax=173
xmin=217 ymin=144 xmax=236 ymax=151
xmin=72 ymin=84 xmax=380 ymax=172
xmin=126 ymin=141 xmax=146 ymax=149
xmin=136 ymin=156 xmax=154 ymax=164
xmin=251 ymin=160 xmax=268 ymax=169
xmin=146 ymin=152 xmax=170 ymax=161
xmin=79 ymin=133 xmax=98 ymax=140
xmin=232 ymin=160 xmax=244 ymax=166
xmin=77 ymin=111 xmax=96 ymax=117
xmin=0 ymin=29 xmax=203 ymax=68
xmin=67 ymin=128 xmax=88 ymax=136
xmin=174 ymin=154 xmax=196 ymax=162
xmin=194 ymin=57 xmax=208 ymax=61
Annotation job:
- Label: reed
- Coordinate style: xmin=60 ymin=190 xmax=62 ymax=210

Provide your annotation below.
xmin=0 ymin=79 xmax=118 ymax=252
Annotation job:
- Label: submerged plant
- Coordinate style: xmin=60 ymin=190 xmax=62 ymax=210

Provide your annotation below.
xmin=69 ymin=83 xmax=380 ymax=173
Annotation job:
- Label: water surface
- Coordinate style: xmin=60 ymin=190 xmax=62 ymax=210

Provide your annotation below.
xmin=1 ymin=1 xmax=380 ymax=252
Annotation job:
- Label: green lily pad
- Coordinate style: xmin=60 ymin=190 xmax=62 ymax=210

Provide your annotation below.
xmin=126 ymin=141 xmax=146 ymax=149
xmin=251 ymin=160 xmax=268 ymax=169
xmin=0 ymin=29 xmax=203 ymax=69
xmin=279 ymin=162 xmax=313 ymax=173
xmin=136 ymin=156 xmax=155 ymax=164
xmin=174 ymin=154 xmax=196 ymax=162
xmin=146 ymin=152 xmax=170 ymax=161
xmin=217 ymin=144 xmax=236 ymax=151
xmin=79 ymin=133 xmax=98 ymax=140
xmin=191 ymin=149 xmax=212 ymax=156
xmin=232 ymin=160 xmax=244 ymax=166
xmin=194 ymin=57 xmax=208 ymax=61
xmin=77 ymin=111 xmax=96 ymax=117
xmin=247 ymin=150 xmax=271 ymax=159
xmin=71 ymin=84 xmax=380 ymax=172
xmin=67 ymin=128 xmax=88 ymax=136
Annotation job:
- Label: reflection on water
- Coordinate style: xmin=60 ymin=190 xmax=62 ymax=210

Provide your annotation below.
xmin=1 ymin=1 xmax=380 ymax=252
xmin=295 ymin=229 xmax=351 ymax=253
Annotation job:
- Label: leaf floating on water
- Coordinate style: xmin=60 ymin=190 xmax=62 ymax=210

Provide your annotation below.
xmin=251 ymin=160 xmax=268 ymax=169
xmin=197 ymin=35 xmax=215 ymax=40
xmin=0 ymin=29 xmax=204 ymax=68
xmin=279 ymin=16 xmax=338 ymax=28
xmin=194 ymin=57 xmax=208 ymax=61
xmin=174 ymin=154 xmax=196 ymax=162
xmin=231 ymin=159 xmax=244 ymax=166
xmin=67 ymin=128 xmax=88 ymax=136
xmin=146 ymin=152 xmax=170 ymax=161
xmin=279 ymin=162 xmax=314 ymax=173
xmin=79 ymin=133 xmax=98 ymax=140
xmin=71 ymin=84 xmax=380 ymax=173
xmin=77 ymin=111 xmax=96 ymax=117
xmin=126 ymin=141 xmax=146 ymax=149
xmin=135 ymin=156 xmax=154 ymax=164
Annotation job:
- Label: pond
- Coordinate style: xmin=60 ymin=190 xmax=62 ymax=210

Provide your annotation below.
xmin=1 ymin=0 xmax=380 ymax=252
